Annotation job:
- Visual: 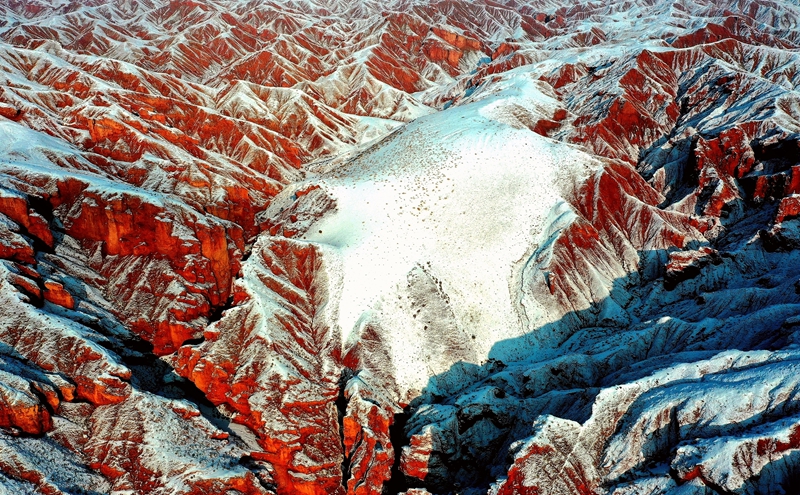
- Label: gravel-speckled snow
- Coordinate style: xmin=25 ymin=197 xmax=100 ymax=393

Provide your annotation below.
xmin=270 ymin=71 xmax=601 ymax=394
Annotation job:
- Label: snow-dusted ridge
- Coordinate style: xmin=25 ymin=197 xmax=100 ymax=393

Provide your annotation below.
xmin=266 ymin=70 xmax=601 ymax=396
xmin=1 ymin=0 xmax=800 ymax=494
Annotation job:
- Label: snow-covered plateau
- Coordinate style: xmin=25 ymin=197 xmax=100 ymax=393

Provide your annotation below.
xmin=0 ymin=0 xmax=799 ymax=494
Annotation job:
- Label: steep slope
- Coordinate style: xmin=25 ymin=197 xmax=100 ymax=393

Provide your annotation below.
xmin=0 ymin=0 xmax=800 ymax=494
xmin=0 ymin=122 xmax=270 ymax=494
xmin=392 ymin=1 xmax=800 ymax=494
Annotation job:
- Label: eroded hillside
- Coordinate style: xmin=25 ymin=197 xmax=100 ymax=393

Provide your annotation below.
xmin=0 ymin=1 xmax=799 ymax=494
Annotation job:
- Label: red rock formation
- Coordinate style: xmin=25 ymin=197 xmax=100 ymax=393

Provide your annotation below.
xmin=0 ymin=223 xmax=35 ymax=265
xmin=0 ymin=191 xmax=53 ymax=249
xmin=0 ymin=289 xmax=132 ymax=407
xmin=5 ymin=267 xmax=42 ymax=305
xmin=776 ymin=195 xmax=800 ymax=223
xmin=0 ymin=1 xmax=799 ymax=494
xmin=86 ymin=391 xmax=270 ymax=495
xmin=664 ymin=247 xmax=722 ymax=290
xmin=400 ymin=431 xmax=434 ymax=482
xmin=56 ymin=183 xmax=243 ymax=354
xmin=536 ymin=160 xmax=706 ymax=329
xmin=42 ymin=281 xmax=75 ymax=310
xmin=569 ymin=50 xmax=680 ymax=163
xmin=342 ymin=386 xmax=395 ymax=495
xmin=669 ymin=127 xmax=756 ymax=217
xmin=0 ymin=378 xmax=53 ymax=435
xmin=422 ymin=38 xmax=463 ymax=70
xmin=173 ymin=238 xmax=344 ymax=495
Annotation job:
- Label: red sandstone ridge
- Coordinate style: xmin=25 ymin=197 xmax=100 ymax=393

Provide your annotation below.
xmin=57 ymin=182 xmax=244 ymax=355
xmin=342 ymin=386 xmax=396 ymax=495
xmin=172 ymin=238 xmax=345 ymax=495
xmin=0 ymin=0 xmax=799 ymax=494
xmin=43 ymin=281 xmax=75 ymax=309
xmin=423 ymin=26 xmax=487 ymax=74
xmin=0 ymin=189 xmax=53 ymax=251
xmin=0 ymin=367 xmax=55 ymax=435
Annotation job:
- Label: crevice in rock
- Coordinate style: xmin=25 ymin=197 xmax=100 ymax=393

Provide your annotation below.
xmin=25 ymin=196 xmax=54 ymax=224
xmin=383 ymin=408 xmax=413 ymax=495
xmin=336 ymin=368 xmax=355 ymax=493
xmin=668 ymin=467 xmax=733 ymax=495
xmin=115 ymin=332 xmax=250 ymax=451
xmin=240 ymin=244 xmax=253 ymax=262
xmin=180 ymin=336 xmax=205 ymax=346
xmin=207 ymin=295 xmax=234 ymax=325
xmin=239 ymin=455 xmax=277 ymax=492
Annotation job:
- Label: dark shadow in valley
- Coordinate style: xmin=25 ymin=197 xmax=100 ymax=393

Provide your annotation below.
xmin=392 ymin=241 xmax=800 ymax=494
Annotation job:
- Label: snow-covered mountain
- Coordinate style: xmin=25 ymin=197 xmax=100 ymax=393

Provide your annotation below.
xmin=0 ymin=0 xmax=799 ymax=494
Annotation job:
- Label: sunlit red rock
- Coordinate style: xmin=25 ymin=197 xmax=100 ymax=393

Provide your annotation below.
xmin=399 ymin=430 xmax=434 ymax=483
xmin=0 ymin=270 xmax=132 ymax=406
xmin=776 ymin=195 xmax=800 ymax=223
xmin=86 ymin=391 xmax=270 ymax=495
xmin=0 ymin=190 xmax=53 ymax=250
xmin=0 ymin=375 xmax=53 ymax=436
xmin=173 ymin=238 xmax=344 ymax=495
xmin=342 ymin=385 xmax=395 ymax=495
xmin=0 ymin=221 xmax=35 ymax=265
xmin=42 ymin=281 xmax=74 ymax=310
xmin=0 ymin=0 xmax=799 ymax=494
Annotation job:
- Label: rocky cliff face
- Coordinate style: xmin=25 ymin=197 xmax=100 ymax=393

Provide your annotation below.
xmin=0 ymin=0 xmax=799 ymax=494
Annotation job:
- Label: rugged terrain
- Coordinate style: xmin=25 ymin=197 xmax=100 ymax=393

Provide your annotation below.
xmin=0 ymin=0 xmax=799 ymax=494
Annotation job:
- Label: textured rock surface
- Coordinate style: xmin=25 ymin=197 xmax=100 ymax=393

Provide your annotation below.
xmin=0 ymin=0 xmax=799 ymax=494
